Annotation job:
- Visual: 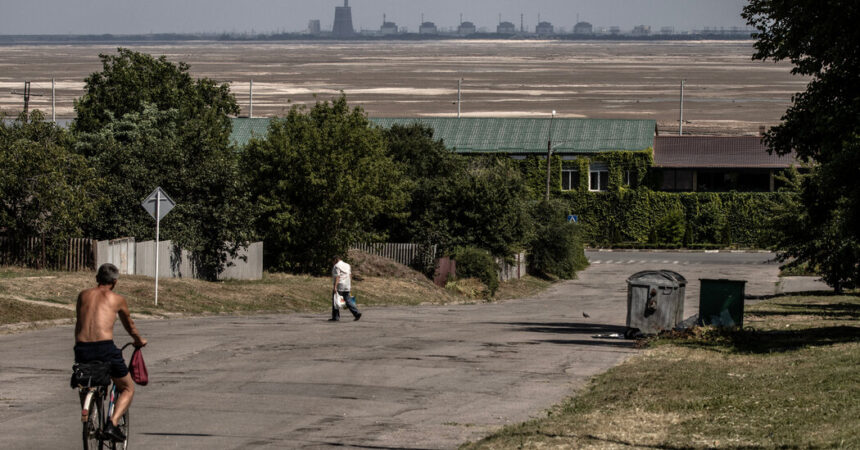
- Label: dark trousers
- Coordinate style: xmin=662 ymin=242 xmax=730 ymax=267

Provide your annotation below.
xmin=332 ymin=290 xmax=361 ymax=320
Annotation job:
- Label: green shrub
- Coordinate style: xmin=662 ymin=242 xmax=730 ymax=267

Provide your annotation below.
xmin=653 ymin=208 xmax=686 ymax=245
xmin=453 ymin=246 xmax=499 ymax=295
xmin=528 ymin=200 xmax=588 ymax=279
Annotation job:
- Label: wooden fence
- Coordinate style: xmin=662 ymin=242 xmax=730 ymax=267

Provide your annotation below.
xmin=0 ymin=236 xmax=96 ymax=271
xmin=351 ymin=243 xmax=437 ymax=268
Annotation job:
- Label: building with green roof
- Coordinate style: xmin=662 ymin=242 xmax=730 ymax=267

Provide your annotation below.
xmin=230 ymin=117 xmax=657 ymax=155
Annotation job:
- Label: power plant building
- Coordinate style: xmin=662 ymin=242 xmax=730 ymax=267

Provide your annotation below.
xmin=497 ymin=21 xmax=516 ymax=34
xmin=536 ymin=21 xmax=554 ymax=35
xmin=380 ymin=15 xmax=398 ymax=35
xmin=458 ymin=21 xmax=477 ymax=35
xmin=573 ymin=21 xmax=593 ymax=35
xmin=332 ymin=0 xmax=354 ymax=38
xmin=419 ymin=21 xmax=438 ymax=34
xmin=307 ymin=19 xmax=321 ymax=35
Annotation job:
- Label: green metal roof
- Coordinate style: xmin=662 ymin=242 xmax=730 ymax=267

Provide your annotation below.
xmin=231 ymin=118 xmax=272 ymax=147
xmin=231 ymin=117 xmax=656 ymax=153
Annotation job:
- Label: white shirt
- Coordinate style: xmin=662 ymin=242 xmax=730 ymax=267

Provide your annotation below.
xmin=332 ymin=260 xmax=351 ymax=292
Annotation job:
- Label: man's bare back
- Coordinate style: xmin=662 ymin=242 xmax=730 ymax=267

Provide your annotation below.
xmin=75 ymin=285 xmax=142 ymax=344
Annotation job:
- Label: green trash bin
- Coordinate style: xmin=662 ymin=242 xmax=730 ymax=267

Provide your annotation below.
xmin=699 ymin=279 xmax=746 ymax=327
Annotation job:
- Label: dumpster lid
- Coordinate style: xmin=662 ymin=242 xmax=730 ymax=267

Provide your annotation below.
xmin=627 ymin=270 xmax=684 ymax=287
xmin=661 ymin=270 xmax=687 ymax=286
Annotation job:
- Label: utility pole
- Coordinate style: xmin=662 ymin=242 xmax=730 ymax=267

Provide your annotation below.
xmin=545 ymin=110 xmax=556 ymax=201
xmin=51 ymin=78 xmax=56 ymax=122
xmin=10 ymin=81 xmax=44 ymax=121
xmin=679 ymin=80 xmax=685 ymax=135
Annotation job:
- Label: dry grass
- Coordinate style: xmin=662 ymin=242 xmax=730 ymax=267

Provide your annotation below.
xmin=0 ymin=297 xmax=75 ymax=325
xmin=0 ymin=255 xmax=552 ymax=325
xmin=494 ymin=276 xmax=555 ymax=301
xmin=463 ymin=294 xmax=860 ymax=449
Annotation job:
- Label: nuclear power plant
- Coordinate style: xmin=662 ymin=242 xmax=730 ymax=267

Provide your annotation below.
xmin=304 ymin=1 xmax=751 ymax=39
xmin=332 ymin=0 xmax=354 ymax=37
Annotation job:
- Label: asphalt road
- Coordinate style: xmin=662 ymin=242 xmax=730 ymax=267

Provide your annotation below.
xmin=0 ymin=251 xmax=807 ymax=449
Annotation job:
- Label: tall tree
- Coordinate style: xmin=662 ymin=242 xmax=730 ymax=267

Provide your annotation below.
xmin=380 ymin=123 xmax=462 ymax=251
xmin=73 ymin=49 xmax=250 ymax=280
xmin=0 ymin=112 xmax=101 ymax=261
xmin=744 ymin=1 xmax=860 ymax=290
xmin=243 ymin=96 xmax=409 ymax=274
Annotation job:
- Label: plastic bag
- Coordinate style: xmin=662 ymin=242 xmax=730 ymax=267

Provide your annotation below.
xmin=333 ymin=292 xmax=346 ymax=309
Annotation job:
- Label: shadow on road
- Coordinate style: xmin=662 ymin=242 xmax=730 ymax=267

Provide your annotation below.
xmin=748 ymin=290 xmax=853 ymax=300
xmin=488 ymin=322 xmax=636 ymax=348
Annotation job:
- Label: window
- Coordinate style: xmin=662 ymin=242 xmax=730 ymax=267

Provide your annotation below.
xmin=660 ymin=169 xmax=694 ymax=191
xmin=561 ymin=169 xmax=579 ymax=191
xmin=589 ymin=163 xmax=609 ymax=191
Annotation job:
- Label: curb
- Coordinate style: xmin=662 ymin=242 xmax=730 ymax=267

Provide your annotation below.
xmin=585 ymin=248 xmax=773 ymax=254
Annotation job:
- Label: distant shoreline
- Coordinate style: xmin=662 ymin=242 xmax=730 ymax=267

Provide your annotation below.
xmin=0 ymin=33 xmax=753 ymax=46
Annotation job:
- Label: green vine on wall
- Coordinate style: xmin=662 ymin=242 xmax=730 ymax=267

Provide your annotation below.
xmin=509 ymin=151 xmax=786 ymax=248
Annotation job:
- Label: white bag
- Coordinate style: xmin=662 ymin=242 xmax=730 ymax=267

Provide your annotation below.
xmin=333 ymin=292 xmax=346 ymax=309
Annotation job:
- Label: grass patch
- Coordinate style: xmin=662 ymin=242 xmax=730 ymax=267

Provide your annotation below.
xmin=0 ymin=297 xmax=75 ymax=325
xmin=495 ymin=275 xmax=555 ymax=301
xmin=0 ymin=266 xmax=550 ymax=324
xmin=463 ymin=294 xmax=860 ymax=449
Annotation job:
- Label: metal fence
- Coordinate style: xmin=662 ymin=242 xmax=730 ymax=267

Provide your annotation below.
xmin=0 ymin=236 xmax=95 ymax=271
xmin=97 ymin=239 xmax=263 ymax=281
xmin=351 ymin=242 xmax=437 ymax=268
xmin=353 ymin=243 xmax=526 ymax=282
xmin=496 ymin=252 xmax=527 ymax=282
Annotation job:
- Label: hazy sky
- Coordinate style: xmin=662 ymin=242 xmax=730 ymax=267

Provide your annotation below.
xmin=0 ymin=0 xmax=749 ymax=35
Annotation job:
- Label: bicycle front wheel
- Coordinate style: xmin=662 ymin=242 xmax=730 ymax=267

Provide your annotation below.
xmin=82 ymin=394 xmax=102 ymax=450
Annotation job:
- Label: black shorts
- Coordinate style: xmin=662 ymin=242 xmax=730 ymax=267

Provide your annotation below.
xmin=74 ymin=340 xmax=128 ymax=378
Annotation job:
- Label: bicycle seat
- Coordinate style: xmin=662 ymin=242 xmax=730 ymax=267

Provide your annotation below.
xmin=70 ymin=361 xmax=112 ymax=388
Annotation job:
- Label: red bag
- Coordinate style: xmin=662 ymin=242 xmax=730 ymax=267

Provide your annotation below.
xmin=128 ymin=348 xmax=149 ymax=386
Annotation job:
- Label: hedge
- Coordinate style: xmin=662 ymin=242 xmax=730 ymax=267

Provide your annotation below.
xmin=511 ymin=154 xmax=789 ymax=248
xmin=561 ymin=191 xmax=790 ymax=247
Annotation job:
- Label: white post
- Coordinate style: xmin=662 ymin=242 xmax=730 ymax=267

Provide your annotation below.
xmin=154 ymin=190 xmax=160 ymax=306
xmin=457 ymin=79 xmax=461 ymax=118
xmin=679 ymin=80 xmax=685 ymax=136
xmin=249 ymin=79 xmax=253 ymax=118
xmin=51 ymin=78 xmax=56 ymax=123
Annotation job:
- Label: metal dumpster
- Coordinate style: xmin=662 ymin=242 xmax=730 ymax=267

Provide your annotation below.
xmin=626 ymin=270 xmax=687 ymax=335
xmin=699 ymin=279 xmax=746 ymax=327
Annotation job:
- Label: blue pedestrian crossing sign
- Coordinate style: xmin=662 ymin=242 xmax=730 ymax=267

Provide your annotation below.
xmin=567 ymin=214 xmax=579 ymax=223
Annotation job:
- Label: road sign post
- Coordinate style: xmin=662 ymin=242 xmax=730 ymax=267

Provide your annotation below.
xmin=141 ymin=187 xmax=175 ymax=306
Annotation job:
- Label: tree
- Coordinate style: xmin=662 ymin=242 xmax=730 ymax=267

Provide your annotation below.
xmin=380 ymin=123 xmax=462 ymax=252
xmin=72 ymin=48 xmax=251 ymax=280
xmin=243 ymin=96 xmax=409 ymax=274
xmin=0 ymin=111 xmax=101 ymax=262
xmin=444 ymin=156 xmax=533 ymax=258
xmin=743 ymin=1 xmax=860 ymax=291
xmin=74 ymin=48 xmax=238 ymax=136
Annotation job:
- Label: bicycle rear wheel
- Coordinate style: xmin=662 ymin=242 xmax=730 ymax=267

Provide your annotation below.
xmin=113 ymin=410 xmax=129 ymax=450
xmin=82 ymin=394 xmax=103 ymax=450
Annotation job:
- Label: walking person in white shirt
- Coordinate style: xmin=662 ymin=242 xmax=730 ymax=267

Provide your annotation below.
xmin=331 ymin=255 xmax=362 ymax=321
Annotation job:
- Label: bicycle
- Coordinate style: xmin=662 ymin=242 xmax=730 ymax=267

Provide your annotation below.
xmin=73 ymin=342 xmax=134 ymax=450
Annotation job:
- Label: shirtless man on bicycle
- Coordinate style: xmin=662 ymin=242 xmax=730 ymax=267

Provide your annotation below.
xmin=74 ymin=263 xmax=147 ymax=442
